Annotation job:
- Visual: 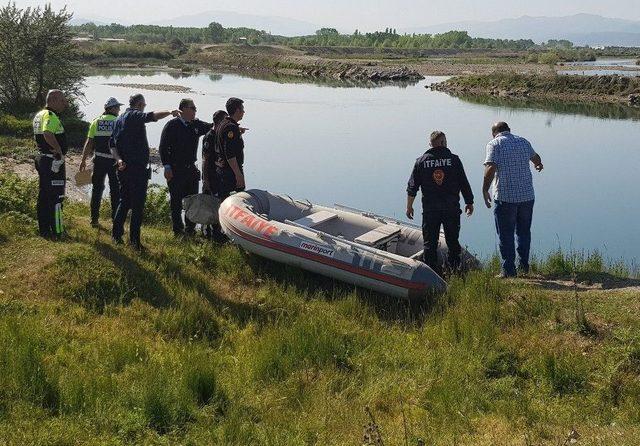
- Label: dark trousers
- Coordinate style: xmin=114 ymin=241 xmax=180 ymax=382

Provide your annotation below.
xmin=168 ymin=165 xmax=200 ymax=234
xmin=422 ymin=209 xmax=462 ymax=274
xmin=90 ymin=158 xmax=120 ymax=223
xmin=494 ymin=200 xmax=534 ymax=276
xmin=112 ymin=165 xmax=149 ymax=244
xmin=35 ymin=155 xmax=66 ymax=237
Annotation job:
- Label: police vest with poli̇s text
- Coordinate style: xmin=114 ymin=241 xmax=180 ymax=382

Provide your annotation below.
xmin=407 ymin=146 xmax=474 ymax=211
xmin=33 ymin=108 xmax=67 ymax=155
xmin=87 ymin=113 xmax=117 ymax=159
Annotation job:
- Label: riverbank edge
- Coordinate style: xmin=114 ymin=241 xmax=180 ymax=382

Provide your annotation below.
xmin=429 ymin=73 xmax=640 ymax=107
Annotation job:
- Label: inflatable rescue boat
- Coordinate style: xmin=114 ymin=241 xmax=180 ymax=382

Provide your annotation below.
xmin=217 ymin=190 xmax=477 ymax=298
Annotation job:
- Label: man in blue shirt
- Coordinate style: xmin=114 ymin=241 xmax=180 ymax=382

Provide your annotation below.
xmin=110 ymin=94 xmax=181 ymax=250
xmin=482 ymin=122 xmax=544 ymax=277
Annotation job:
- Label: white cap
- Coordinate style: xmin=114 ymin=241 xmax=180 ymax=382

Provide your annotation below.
xmin=104 ymin=97 xmax=124 ymax=109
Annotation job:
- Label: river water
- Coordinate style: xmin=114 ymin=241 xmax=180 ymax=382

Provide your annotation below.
xmin=79 ymin=69 xmax=640 ymax=262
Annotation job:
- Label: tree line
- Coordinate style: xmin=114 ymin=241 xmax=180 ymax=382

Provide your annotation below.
xmin=72 ymin=22 xmax=555 ymax=51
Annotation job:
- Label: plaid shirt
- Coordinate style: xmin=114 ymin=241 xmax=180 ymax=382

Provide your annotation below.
xmin=484 ymin=132 xmax=536 ymax=203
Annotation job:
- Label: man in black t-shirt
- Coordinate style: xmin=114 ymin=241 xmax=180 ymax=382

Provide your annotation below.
xmin=406 ymin=131 xmax=474 ymax=274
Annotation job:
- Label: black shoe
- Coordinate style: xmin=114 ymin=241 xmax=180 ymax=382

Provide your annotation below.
xmin=112 ymin=236 xmax=124 ymax=245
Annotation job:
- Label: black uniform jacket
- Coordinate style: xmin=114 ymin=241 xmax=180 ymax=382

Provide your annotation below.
xmin=159 ymin=117 xmax=212 ymax=167
xmin=214 ymin=117 xmax=244 ymax=169
xmin=407 ymin=146 xmax=474 ymax=212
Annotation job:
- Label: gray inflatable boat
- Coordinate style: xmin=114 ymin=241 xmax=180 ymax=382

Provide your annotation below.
xmin=219 ymin=190 xmax=476 ymax=298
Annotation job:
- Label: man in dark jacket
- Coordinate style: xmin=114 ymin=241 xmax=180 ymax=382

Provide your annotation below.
xmin=214 ymin=97 xmax=246 ymax=200
xmin=110 ymin=94 xmax=181 ymax=250
xmin=202 ymin=110 xmax=228 ymax=196
xmin=159 ymin=98 xmax=212 ymax=236
xmin=406 ymin=131 xmax=474 ymax=274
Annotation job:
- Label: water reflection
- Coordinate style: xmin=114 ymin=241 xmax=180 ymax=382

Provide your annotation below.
xmin=233 ymin=71 xmax=421 ymax=89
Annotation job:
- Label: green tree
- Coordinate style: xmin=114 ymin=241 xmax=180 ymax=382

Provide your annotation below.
xmin=207 ymin=22 xmax=224 ymax=43
xmin=0 ymin=3 xmax=83 ymax=113
xmin=315 ymin=28 xmax=339 ymax=36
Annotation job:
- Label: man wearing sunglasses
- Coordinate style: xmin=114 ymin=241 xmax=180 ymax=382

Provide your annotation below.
xmin=159 ymin=98 xmax=213 ymax=237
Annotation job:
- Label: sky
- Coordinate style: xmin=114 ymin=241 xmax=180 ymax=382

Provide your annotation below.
xmin=11 ymin=0 xmax=640 ymax=29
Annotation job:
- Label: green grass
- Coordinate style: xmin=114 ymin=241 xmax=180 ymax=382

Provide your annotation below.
xmin=1 ymin=172 xmax=640 ymax=444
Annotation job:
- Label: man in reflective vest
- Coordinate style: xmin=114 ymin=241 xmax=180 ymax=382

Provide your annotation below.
xmin=32 ymin=89 xmax=68 ymax=239
xmin=79 ymin=97 xmax=124 ymax=226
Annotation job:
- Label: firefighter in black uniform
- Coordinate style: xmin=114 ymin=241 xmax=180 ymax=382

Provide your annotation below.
xmin=159 ymin=98 xmax=212 ymax=236
xmin=79 ymin=97 xmax=124 ymax=226
xmin=32 ymin=89 xmax=68 ymax=239
xmin=406 ymin=131 xmax=474 ymax=274
xmin=214 ymin=97 xmax=247 ymax=200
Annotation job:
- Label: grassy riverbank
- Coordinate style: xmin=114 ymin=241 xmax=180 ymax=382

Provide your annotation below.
xmin=431 ymin=73 xmax=640 ymax=106
xmin=1 ymin=172 xmax=640 ymax=445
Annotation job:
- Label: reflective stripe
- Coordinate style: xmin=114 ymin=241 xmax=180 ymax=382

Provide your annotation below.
xmin=94 ymin=151 xmax=114 ymax=159
xmin=51 ymin=180 xmax=65 ymax=186
xmin=55 ymin=203 xmax=63 ymax=234
xmin=41 ymin=153 xmax=56 ymax=159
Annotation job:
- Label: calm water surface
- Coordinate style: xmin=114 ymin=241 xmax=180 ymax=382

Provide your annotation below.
xmin=79 ymin=70 xmax=640 ymax=261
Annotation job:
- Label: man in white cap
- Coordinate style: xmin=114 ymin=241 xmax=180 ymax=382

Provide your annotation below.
xmin=80 ymin=97 xmax=124 ymax=226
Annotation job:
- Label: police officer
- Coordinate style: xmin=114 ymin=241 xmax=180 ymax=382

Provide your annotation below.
xmin=79 ymin=97 xmax=124 ymax=227
xmin=159 ymin=98 xmax=213 ymax=236
xmin=406 ymin=131 xmax=474 ymax=274
xmin=32 ymin=89 xmax=68 ymax=239
xmin=215 ymin=97 xmax=247 ymax=200
xmin=110 ymin=94 xmax=181 ymax=251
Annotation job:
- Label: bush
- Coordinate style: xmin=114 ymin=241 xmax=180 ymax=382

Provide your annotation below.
xmin=0 ymin=114 xmax=32 ymax=137
xmin=144 ymin=184 xmax=171 ymax=225
xmin=537 ymin=51 xmax=560 ymax=65
xmin=0 ymin=172 xmax=37 ymax=218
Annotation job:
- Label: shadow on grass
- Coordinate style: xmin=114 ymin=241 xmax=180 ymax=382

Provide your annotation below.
xmin=145 ymin=251 xmax=268 ymax=326
xmin=91 ymin=241 xmax=175 ymax=309
xmin=244 ymin=252 xmax=438 ymax=327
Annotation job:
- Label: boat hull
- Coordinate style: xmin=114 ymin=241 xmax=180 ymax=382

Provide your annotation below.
xmin=219 ymin=190 xmax=454 ymax=298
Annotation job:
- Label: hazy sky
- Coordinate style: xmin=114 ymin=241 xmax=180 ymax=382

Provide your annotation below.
xmin=12 ymin=0 xmax=640 ymax=29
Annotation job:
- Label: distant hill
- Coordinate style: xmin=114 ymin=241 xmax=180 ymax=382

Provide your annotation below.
xmin=402 ymin=14 xmax=640 ymax=46
xmin=150 ymin=11 xmax=318 ymax=36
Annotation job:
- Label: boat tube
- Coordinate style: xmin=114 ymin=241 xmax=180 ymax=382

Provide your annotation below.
xmin=218 ymin=190 xmax=477 ymax=298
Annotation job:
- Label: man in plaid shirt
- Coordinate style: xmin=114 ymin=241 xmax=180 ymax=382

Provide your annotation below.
xmin=482 ymin=122 xmax=544 ymax=278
